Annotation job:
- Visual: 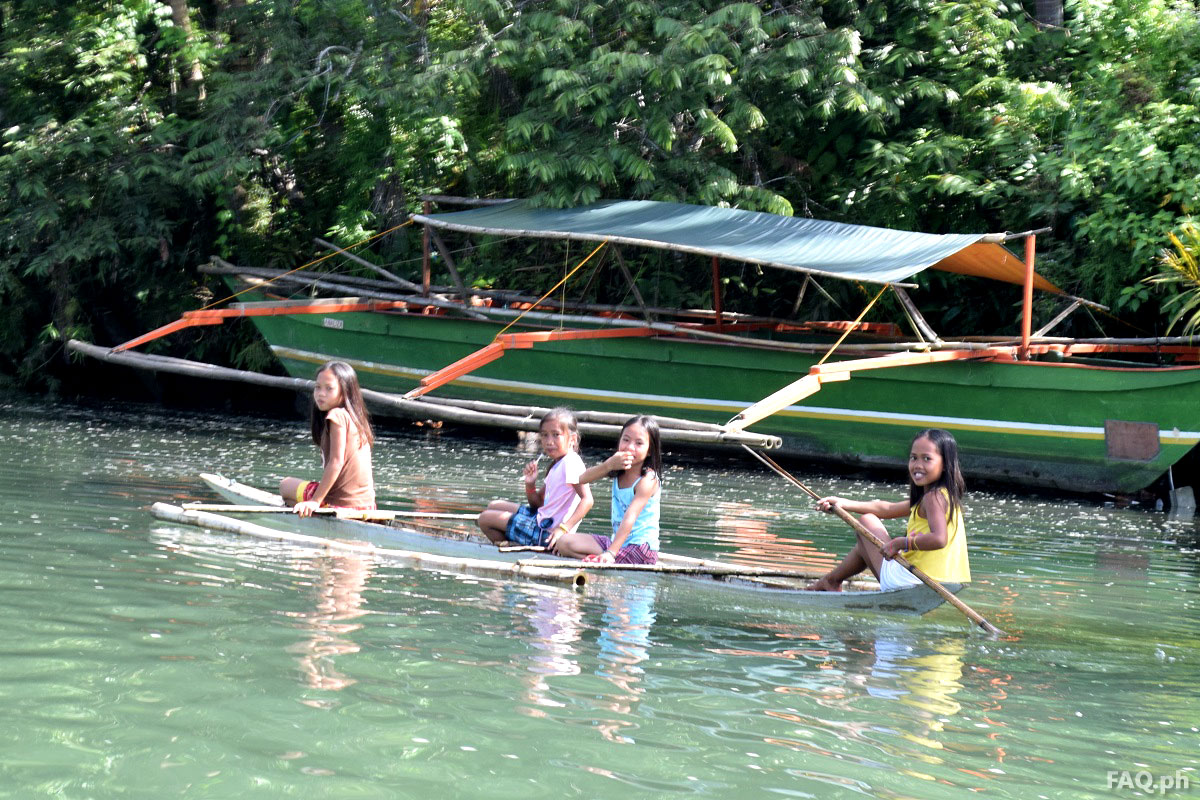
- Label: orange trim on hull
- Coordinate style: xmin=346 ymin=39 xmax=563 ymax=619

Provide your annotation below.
xmin=409 ymin=326 xmax=664 ymax=398
xmin=113 ymin=300 xmax=413 ymax=352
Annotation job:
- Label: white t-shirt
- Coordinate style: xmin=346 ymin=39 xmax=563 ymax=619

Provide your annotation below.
xmin=536 ymin=451 xmax=585 ymax=531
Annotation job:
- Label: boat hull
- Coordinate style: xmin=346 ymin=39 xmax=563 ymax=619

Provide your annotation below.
xmin=242 ymin=305 xmax=1200 ymax=493
xmin=198 ymin=474 xmax=955 ymax=615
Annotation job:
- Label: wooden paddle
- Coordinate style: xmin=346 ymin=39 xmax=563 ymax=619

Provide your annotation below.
xmin=741 ymin=445 xmax=1005 ymax=636
xmin=180 ymin=503 xmax=478 ymax=521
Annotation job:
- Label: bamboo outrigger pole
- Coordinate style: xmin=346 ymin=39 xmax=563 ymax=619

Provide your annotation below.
xmin=724 ymin=347 xmax=1012 ymax=433
xmin=152 ymin=503 xmax=588 ymax=588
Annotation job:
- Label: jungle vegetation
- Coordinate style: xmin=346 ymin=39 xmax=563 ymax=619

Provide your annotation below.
xmin=1 ymin=0 xmax=1199 ymax=393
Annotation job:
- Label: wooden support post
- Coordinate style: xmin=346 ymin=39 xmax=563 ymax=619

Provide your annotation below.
xmin=890 ymin=285 xmax=940 ymax=343
xmin=711 ymin=256 xmax=723 ymax=331
xmin=428 ymin=229 xmax=474 ymax=310
xmin=422 ymin=199 xmax=432 ymax=296
xmin=1019 ymin=234 xmax=1036 ymax=360
xmin=612 ymin=247 xmax=653 ymax=322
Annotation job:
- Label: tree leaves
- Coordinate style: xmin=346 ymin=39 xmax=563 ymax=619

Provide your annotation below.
xmin=5 ymin=0 xmax=1200 ymax=389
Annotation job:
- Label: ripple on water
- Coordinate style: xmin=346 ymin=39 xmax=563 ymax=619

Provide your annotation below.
xmin=0 ymin=398 xmax=1196 ymax=797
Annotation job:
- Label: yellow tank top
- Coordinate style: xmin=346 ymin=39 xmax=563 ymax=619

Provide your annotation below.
xmin=904 ymin=488 xmax=970 ymax=583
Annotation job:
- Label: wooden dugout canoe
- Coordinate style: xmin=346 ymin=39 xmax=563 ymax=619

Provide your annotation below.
xmin=188 ymin=473 xmax=962 ymax=615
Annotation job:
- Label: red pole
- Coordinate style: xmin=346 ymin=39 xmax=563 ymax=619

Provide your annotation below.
xmin=711 ymin=256 xmax=723 ymax=331
xmin=1019 ymin=234 xmax=1036 ymax=360
xmin=422 ymin=199 xmax=432 ymax=297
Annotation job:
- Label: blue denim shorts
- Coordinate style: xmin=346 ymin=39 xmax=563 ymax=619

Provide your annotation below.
xmin=506 ymin=505 xmax=554 ymax=546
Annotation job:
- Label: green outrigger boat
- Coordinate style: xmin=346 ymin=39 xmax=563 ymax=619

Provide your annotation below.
xmin=103 ymin=199 xmax=1200 ymax=494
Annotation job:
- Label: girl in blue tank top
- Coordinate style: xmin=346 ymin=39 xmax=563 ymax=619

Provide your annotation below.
xmin=551 ymin=416 xmax=662 ymax=565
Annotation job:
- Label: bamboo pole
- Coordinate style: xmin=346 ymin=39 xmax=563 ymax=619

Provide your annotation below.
xmin=514 ymin=559 xmax=828 ymax=580
xmin=152 ymin=503 xmax=587 ymax=588
xmin=65 ymin=340 xmax=783 ymax=450
xmin=201 ymin=261 xmax=772 ymax=326
xmin=711 ymin=256 xmax=723 ymax=331
xmin=413 ymin=395 xmax=736 ymax=434
xmin=313 ymin=237 xmax=422 ymax=291
xmin=740 ymin=447 xmax=1005 ymax=636
xmin=611 ymin=247 xmax=653 ymax=322
xmin=181 ymin=503 xmax=478 ymax=521
xmin=1033 ymin=298 xmax=1083 ymax=338
xmin=890 ymin=285 xmax=940 ymax=343
xmin=419 ymin=195 xmax=514 ymax=207
xmin=422 ymin=199 xmax=432 ymax=295
xmin=428 ymin=228 xmax=477 ymax=311
xmin=201 ymin=262 xmax=1045 ymax=355
xmin=209 ymin=257 xmax=486 ymax=320
xmin=210 ymin=260 xmax=827 ymax=353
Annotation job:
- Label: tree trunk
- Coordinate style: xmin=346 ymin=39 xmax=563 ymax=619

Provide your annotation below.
xmin=1035 ymin=0 xmax=1063 ymax=28
xmin=166 ymin=0 xmax=207 ymax=100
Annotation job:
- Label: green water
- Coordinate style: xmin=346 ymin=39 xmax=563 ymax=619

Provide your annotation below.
xmin=0 ymin=399 xmax=1196 ymax=798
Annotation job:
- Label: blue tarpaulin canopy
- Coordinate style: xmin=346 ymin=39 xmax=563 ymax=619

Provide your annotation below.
xmin=415 ymin=199 xmax=1058 ymax=291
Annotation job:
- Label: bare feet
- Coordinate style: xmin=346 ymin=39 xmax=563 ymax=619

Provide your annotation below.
xmin=807 ymin=576 xmax=843 ymax=592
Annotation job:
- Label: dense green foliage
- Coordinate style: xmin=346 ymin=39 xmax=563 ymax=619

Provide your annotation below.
xmin=1 ymin=0 xmax=1199 ymax=391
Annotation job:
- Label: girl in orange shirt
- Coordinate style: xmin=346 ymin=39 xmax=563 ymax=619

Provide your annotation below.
xmin=280 ymin=361 xmax=375 ymax=516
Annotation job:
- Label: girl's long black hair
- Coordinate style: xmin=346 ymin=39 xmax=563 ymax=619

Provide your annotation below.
xmin=609 ymin=415 xmax=663 ymax=480
xmin=908 ymin=428 xmax=964 ymax=520
xmin=310 ymin=361 xmax=374 ymax=449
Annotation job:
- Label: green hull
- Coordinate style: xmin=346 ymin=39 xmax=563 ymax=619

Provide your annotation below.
xmin=246 ymin=307 xmax=1200 ymax=493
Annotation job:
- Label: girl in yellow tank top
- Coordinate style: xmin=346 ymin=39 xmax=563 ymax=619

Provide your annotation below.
xmin=809 ymin=429 xmax=970 ymax=592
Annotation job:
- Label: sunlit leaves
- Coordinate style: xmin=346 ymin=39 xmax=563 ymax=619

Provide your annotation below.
xmin=1145 ymin=224 xmax=1200 ymax=334
xmin=442 ymin=0 xmax=861 ymax=211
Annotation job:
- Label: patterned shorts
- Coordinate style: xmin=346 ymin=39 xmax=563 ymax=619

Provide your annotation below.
xmin=591 ymin=535 xmax=658 ymax=564
xmin=505 ymin=505 xmax=553 ymax=547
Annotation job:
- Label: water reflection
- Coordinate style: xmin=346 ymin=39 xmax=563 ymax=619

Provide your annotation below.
xmin=594 ymin=582 xmax=656 ymax=744
xmin=286 ymin=553 xmax=373 ymax=694
xmin=510 ymin=579 xmax=658 ymax=744
xmin=712 ymin=501 xmax=837 ymax=573
xmin=717 ymin=624 xmax=970 ymax=768
xmin=6 ymin=398 xmax=1200 ymax=798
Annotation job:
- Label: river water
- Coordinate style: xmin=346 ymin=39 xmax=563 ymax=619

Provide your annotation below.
xmin=0 ymin=398 xmax=1196 ymax=798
